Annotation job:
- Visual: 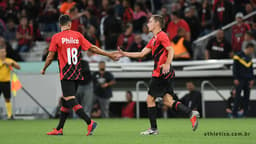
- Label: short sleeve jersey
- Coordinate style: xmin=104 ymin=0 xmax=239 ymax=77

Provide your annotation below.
xmin=0 ymin=58 xmax=15 ymax=82
xmin=146 ymin=31 xmax=175 ymax=79
xmin=49 ymin=30 xmax=92 ymax=80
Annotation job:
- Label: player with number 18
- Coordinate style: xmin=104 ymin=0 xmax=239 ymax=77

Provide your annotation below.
xmin=41 ymin=15 xmax=120 ymax=136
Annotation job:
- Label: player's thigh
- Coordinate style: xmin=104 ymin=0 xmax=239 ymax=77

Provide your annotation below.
xmin=61 ymin=80 xmax=77 ymax=99
xmin=148 ymin=77 xmax=166 ymax=98
xmin=146 ymin=95 xmax=156 ymax=107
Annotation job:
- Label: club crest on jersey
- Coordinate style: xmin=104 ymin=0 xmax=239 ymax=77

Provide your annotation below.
xmin=62 ymin=37 xmax=79 ymax=44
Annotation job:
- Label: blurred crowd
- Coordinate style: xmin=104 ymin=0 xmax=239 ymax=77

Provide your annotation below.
xmin=0 ymin=0 xmax=256 ymax=62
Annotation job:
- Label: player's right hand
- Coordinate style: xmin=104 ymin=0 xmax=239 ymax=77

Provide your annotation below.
xmin=109 ymin=51 xmax=122 ymax=61
xmin=117 ymin=46 xmax=125 ymax=56
xmin=234 ymin=79 xmax=239 ymax=86
xmin=40 ymin=69 xmax=45 ymax=75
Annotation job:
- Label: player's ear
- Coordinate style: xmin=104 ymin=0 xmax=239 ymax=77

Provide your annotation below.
xmin=68 ymin=22 xmax=72 ymax=28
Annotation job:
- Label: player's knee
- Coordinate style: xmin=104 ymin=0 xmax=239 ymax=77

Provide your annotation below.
xmin=66 ymin=98 xmax=83 ymax=112
xmin=72 ymin=104 xmax=83 ymax=112
xmin=61 ymin=98 xmax=69 ymax=108
xmin=146 ymin=95 xmax=155 ymax=106
xmin=163 ymin=101 xmax=171 ymax=107
xmin=60 ymin=106 xmax=70 ymax=113
xmin=169 ymin=99 xmax=175 ymax=106
xmin=62 ymin=96 xmax=75 ymax=101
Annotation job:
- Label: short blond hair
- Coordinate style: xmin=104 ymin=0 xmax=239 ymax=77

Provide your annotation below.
xmin=151 ymin=15 xmax=164 ymax=28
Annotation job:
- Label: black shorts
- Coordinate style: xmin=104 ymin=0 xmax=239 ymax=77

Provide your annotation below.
xmin=0 ymin=82 xmax=11 ymax=99
xmin=60 ymin=80 xmax=79 ymax=97
xmin=148 ymin=77 xmax=174 ymax=98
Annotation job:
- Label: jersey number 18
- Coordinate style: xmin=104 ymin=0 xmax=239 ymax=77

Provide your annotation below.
xmin=67 ymin=48 xmax=78 ymax=65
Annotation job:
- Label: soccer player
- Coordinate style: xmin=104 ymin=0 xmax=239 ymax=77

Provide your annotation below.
xmin=41 ymin=15 xmax=120 ymax=136
xmin=0 ymin=45 xmax=20 ymax=120
xmin=118 ymin=15 xmax=200 ymax=135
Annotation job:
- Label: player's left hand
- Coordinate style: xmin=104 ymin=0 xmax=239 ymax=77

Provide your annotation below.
xmin=101 ymin=83 xmax=109 ymax=88
xmin=109 ymin=51 xmax=122 ymax=61
xmin=160 ymin=63 xmax=170 ymax=74
xmin=117 ymin=47 xmax=126 ymax=57
xmin=40 ymin=69 xmax=45 ymax=75
xmin=249 ymin=80 xmax=254 ymax=88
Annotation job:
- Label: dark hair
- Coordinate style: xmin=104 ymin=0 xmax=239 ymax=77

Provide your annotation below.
xmin=59 ymin=15 xmax=71 ymax=26
xmin=186 ymin=81 xmax=194 ymax=84
xmin=135 ymin=2 xmax=145 ymax=11
xmin=107 ymin=7 xmax=115 ymax=16
xmin=171 ymin=11 xmax=181 ymax=18
xmin=161 ymin=5 xmax=168 ymax=9
xmin=151 ymin=15 xmax=164 ymax=28
xmin=246 ymin=42 xmax=254 ymax=49
xmin=20 ymin=16 xmax=28 ymax=21
xmin=142 ymin=23 xmax=148 ymax=29
xmin=125 ymin=23 xmax=133 ymax=30
xmin=99 ymin=61 xmax=105 ymax=64
xmin=7 ymin=18 xmax=15 ymax=23
xmin=86 ymin=8 xmax=94 ymax=15
xmin=126 ymin=90 xmax=133 ymax=97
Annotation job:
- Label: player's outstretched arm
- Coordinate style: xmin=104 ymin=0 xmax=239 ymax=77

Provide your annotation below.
xmin=41 ymin=51 xmax=55 ymax=75
xmin=3 ymin=60 xmax=20 ymax=70
xmin=90 ymin=45 xmax=120 ymax=61
xmin=12 ymin=61 xmax=20 ymax=70
xmin=118 ymin=47 xmax=151 ymax=59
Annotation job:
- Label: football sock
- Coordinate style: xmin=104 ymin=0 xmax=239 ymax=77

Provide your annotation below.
xmin=5 ymin=102 xmax=12 ymax=119
xmin=56 ymin=106 xmax=70 ymax=130
xmin=172 ymin=101 xmax=192 ymax=117
xmin=67 ymin=99 xmax=91 ymax=125
xmin=75 ymin=108 xmax=91 ymax=125
xmin=148 ymin=107 xmax=157 ymax=130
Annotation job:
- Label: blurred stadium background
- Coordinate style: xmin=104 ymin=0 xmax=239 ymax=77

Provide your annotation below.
xmin=0 ymin=0 xmax=256 ymax=143
xmin=0 ymin=0 xmax=256 ymax=119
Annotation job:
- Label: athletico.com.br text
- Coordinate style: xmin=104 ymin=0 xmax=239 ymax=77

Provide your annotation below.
xmin=204 ymin=131 xmax=250 ymax=136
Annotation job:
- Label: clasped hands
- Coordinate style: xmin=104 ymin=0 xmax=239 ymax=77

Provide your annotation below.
xmin=108 ymin=47 xmax=126 ymax=61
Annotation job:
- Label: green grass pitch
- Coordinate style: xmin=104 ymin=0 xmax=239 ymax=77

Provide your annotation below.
xmin=1 ymin=118 xmax=255 ymax=144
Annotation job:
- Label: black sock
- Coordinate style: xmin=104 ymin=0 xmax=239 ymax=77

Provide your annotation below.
xmin=172 ymin=101 xmax=192 ymax=117
xmin=56 ymin=110 xmax=69 ymax=130
xmin=75 ymin=108 xmax=91 ymax=125
xmin=66 ymin=99 xmax=92 ymax=125
xmin=56 ymin=103 xmax=70 ymax=130
xmin=148 ymin=107 xmax=157 ymax=130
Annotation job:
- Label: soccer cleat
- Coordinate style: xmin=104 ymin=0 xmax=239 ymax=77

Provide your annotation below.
xmin=87 ymin=120 xmax=97 ymax=136
xmin=140 ymin=128 xmax=159 ymax=135
xmin=8 ymin=115 xmax=15 ymax=120
xmin=190 ymin=111 xmax=200 ymax=131
xmin=47 ymin=128 xmax=63 ymax=135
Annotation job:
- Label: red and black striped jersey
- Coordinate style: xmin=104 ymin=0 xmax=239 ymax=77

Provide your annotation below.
xmin=146 ymin=31 xmax=175 ymax=79
xmin=49 ymin=30 xmax=92 ymax=80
